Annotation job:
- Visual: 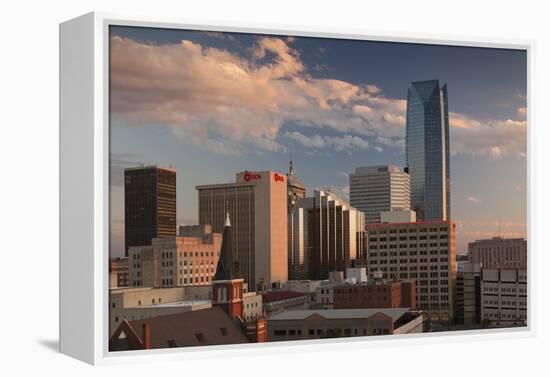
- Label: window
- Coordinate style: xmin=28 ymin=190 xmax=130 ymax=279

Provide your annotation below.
xmin=167 ymin=339 xmax=178 ymax=348
xmin=274 ymin=330 xmax=286 ymax=336
xmin=195 ymin=333 xmax=206 ymax=343
xmin=219 ymin=327 xmax=228 ymax=336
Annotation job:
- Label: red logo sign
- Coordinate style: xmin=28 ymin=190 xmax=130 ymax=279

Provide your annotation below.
xmin=244 ymin=172 xmax=262 ymax=182
xmin=274 ymin=173 xmax=285 ymax=183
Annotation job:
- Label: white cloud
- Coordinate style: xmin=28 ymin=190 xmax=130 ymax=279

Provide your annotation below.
xmin=283 ymin=131 xmax=370 ymax=152
xmin=450 ymin=113 xmax=527 ymax=159
xmin=467 ymin=196 xmax=481 ymax=203
xmin=110 ymin=35 xmax=527 ymax=158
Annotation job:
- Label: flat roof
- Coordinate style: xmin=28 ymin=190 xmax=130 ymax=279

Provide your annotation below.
xmin=124 ymin=165 xmax=176 ymax=172
xmin=196 ymin=182 xmax=254 ymax=190
xmin=366 ymin=220 xmax=452 ymax=228
xmin=140 ymin=300 xmax=211 ymax=308
xmin=268 ymin=307 xmax=410 ymax=321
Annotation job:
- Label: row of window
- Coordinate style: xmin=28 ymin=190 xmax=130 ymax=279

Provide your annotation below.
xmin=370 ymin=250 xmax=448 ymax=256
xmin=370 ymin=243 xmax=449 ymax=250
xmin=370 ymin=234 xmax=448 ymax=242
xmin=368 ymin=227 xmax=449 ymax=235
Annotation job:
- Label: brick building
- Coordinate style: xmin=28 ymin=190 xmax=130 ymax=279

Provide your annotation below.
xmin=333 ymin=278 xmax=416 ymax=310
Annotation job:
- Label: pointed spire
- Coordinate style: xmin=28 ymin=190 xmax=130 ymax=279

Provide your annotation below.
xmin=214 ymin=213 xmax=236 ymax=281
xmin=289 ymin=148 xmax=294 ymax=175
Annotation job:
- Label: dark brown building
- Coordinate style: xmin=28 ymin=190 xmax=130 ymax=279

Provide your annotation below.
xmin=333 ymin=279 xmax=416 ymax=310
xmin=124 ymin=166 xmax=176 ymax=256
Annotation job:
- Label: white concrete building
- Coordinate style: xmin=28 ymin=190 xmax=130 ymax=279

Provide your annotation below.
xmin=346 ymin=267 xmax=368 ymax=284
xmin=380 ymin=209 xmax=417 ymax=224
xmin=350 ymin=165 xmax=410 ymax=223
xmin=468 ymin=237 xmax=527 ymax=269
xmin=481 ymin=268 xmax=527 ymax=326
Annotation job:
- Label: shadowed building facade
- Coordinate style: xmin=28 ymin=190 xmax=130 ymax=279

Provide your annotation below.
xmin=124 ymin=166 xmax=177 ymax=256
xmin=406 ymin=80 xmax=450 ymax=221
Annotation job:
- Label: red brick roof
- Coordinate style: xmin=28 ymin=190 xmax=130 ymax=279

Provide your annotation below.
xmin=262 ymin=290 xmax=308 ymax=303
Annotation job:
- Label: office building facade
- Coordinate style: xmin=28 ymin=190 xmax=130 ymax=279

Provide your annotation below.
xmin=291 ymin=190 xmax=366 ymax=280
xmin=124 ymin=166 xmax=177 ymax=256
xmin=406 ymin=80 xmax=450 ymax=221
xmin=468 ymin=237 xmax=527 ymax=269
xmin=128 ymin=225 xmax=222 ymax=288
xmin=196 ymin=170 xmax=288 ymax=291
xmin=366 ymin=221 xmax=457 ymax=322
xmin=349 ymin=165 xmax=411 ymax=223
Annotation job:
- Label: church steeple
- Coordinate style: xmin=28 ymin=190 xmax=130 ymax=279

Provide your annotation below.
xmin=213 ymin=213 xmax=237 ymax=281
xmin=212 ymin=213 xmax=244 ymax=319
xmin=289 ymin=150 xmax=294 ymax=175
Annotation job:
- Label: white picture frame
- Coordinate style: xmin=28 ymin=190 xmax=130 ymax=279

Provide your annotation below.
xmin=59 ymin=11 xmax=534 ymax=365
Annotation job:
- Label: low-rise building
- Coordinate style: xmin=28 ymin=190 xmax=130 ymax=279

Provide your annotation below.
xmin=333 ymin=278 xmax=416 ymax=310
xmin=262 ymin=291 xmax=310 ymax=316
xmin=110 ymin=213 xmax=267 ymax=351
xmin=481 ymin=268 xmax=527 ymax=327
xmin=109 ymin=286 xmax=211 ymax=336
xmin=109 ymin=257 xmax=129 ymax=288
xmin=267 ymin=308 xmax=423 ymax=341
xmin=128 ymin=225 xmax=222 ymax=288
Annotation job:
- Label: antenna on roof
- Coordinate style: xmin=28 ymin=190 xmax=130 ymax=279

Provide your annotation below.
xmin=498 ymin=216 xmax=501 ymax=238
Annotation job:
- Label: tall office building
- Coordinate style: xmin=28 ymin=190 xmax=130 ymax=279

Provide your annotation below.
xmin=406 ymin=80 xmax=450 ymax=221
xmin=196 ymin=170 xmax=288 ymax=291
xmin=124 ymin=166 xmax=177 ymax=256
xmin=287 ymin=159 xmax=307 ymax=280
xmin=291 ymin=190 xmax=365 ymax=280
xmin=349 ymin=165 xmax=410 ymax=223
xmin=366 ymin=221 xmax=457 ymax=322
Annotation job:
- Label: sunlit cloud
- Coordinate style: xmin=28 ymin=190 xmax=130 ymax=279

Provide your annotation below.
xmin=110 ymin=35 xmax=527 ymax=159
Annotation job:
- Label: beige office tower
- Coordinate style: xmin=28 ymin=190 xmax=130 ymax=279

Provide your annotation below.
xmin=196 ymin=171 xmax=288 ymax=291
xmin=366 ymin=221 xmax=457 ymax=322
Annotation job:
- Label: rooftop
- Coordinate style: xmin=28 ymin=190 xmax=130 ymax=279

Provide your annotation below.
xmin=111 ymin=306 xmax=249 ymax=350
xmin=140 ymin=300 xmax=211 ymax=309
xmin=268 ymin=307 xmax=410 ymax=321
xmin=124 ymin=165 xmax=176 ymax=172
xmin=262 ymin=291 xmax=309 ymax=303
xmin=366 ymin=220 xmax=452 ymax=228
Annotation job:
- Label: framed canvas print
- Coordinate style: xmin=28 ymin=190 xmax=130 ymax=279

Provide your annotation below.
xmin=59 ymin=12 xmax=532 ymax=365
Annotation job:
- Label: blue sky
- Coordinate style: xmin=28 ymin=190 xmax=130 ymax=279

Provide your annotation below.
xmin=109 ymin=25 xmax=527 ymax=256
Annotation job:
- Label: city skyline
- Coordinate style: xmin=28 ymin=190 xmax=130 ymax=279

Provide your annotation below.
xmin=109 ymin=26 xmax=527 ymax=257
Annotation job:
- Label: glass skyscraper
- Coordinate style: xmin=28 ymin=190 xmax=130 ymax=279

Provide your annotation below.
xmin=406 ymin=79 xmax=450 ymax=221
